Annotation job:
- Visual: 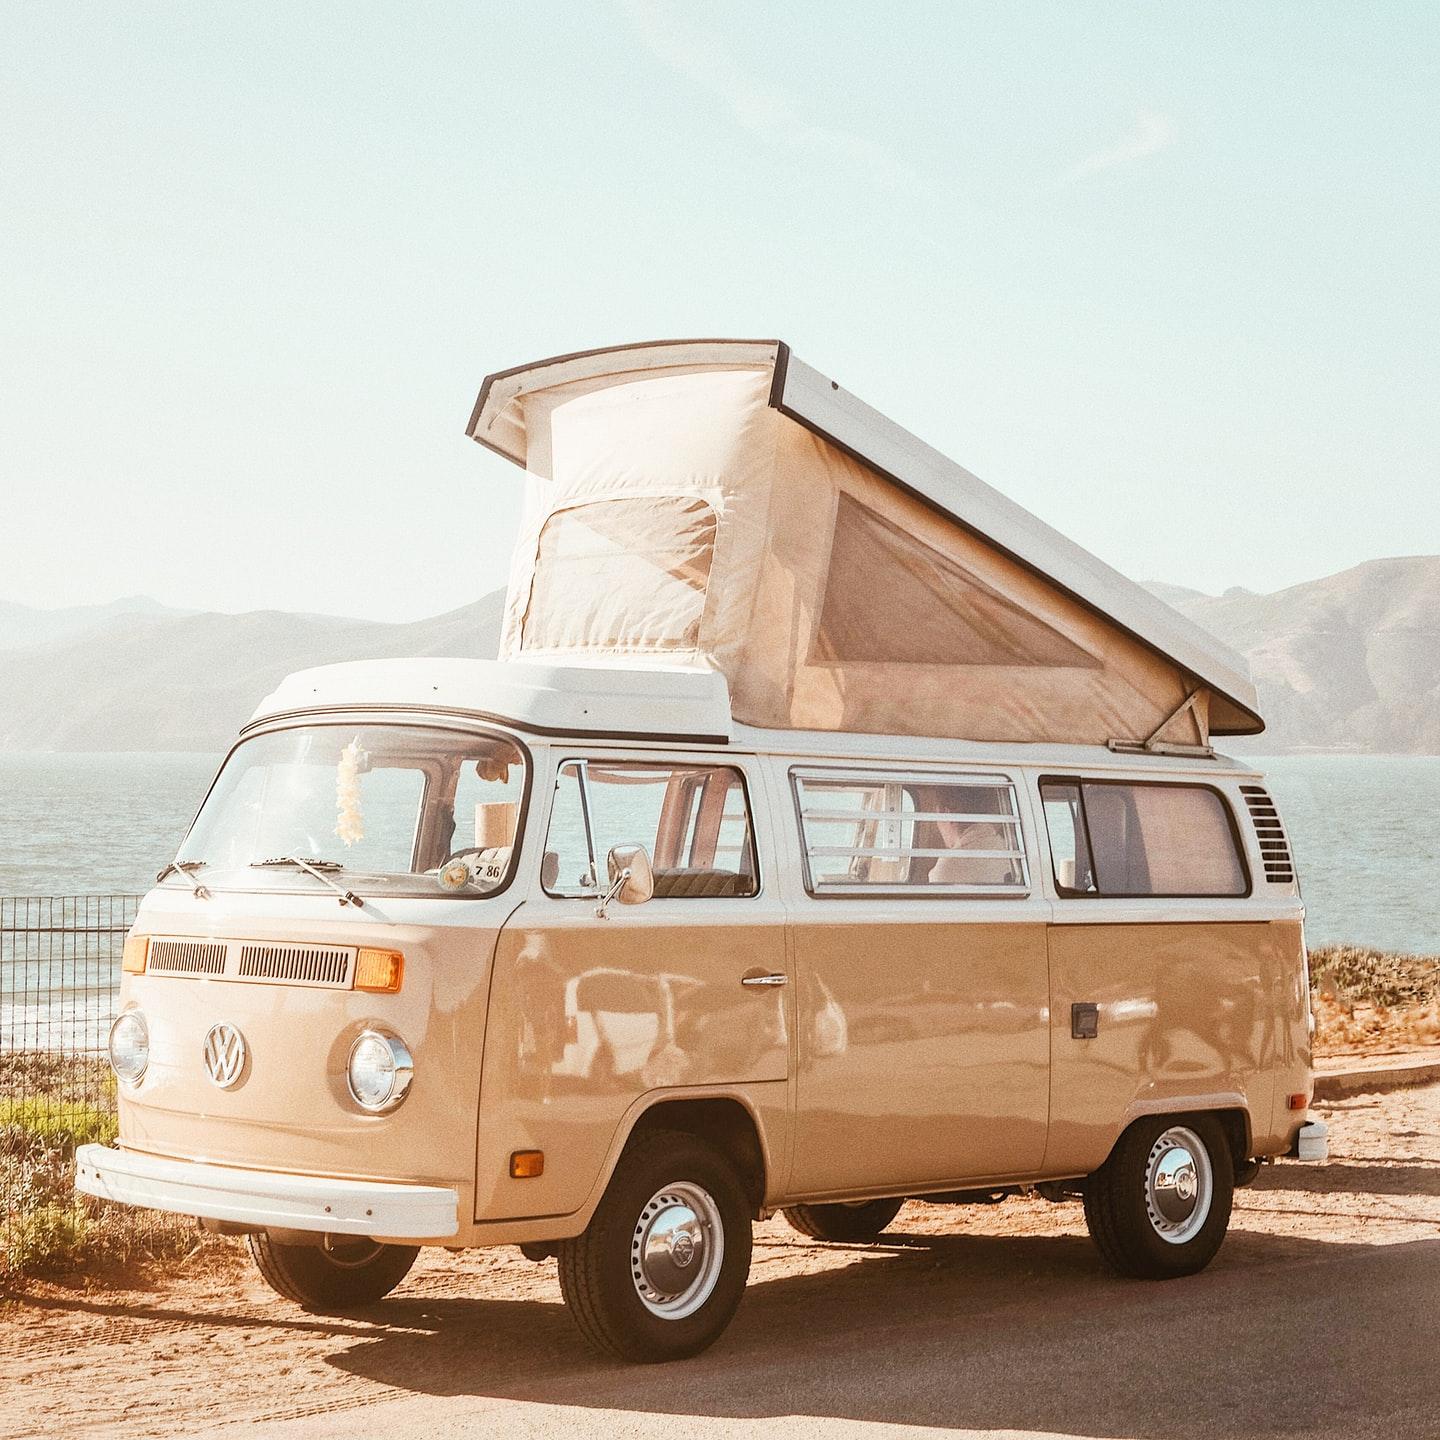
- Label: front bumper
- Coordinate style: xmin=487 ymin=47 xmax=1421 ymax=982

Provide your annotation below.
xmin=75 ymin=1144 xmax=459 ymax=1240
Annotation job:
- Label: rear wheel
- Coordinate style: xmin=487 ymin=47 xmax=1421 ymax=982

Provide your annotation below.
xmin=1083 ymin=1115 xmax=1234 ymax=1279
xmin=783 ymin=1197 xmax=904 ymax=1242
xmin=558 ymin=1129 xmax=752 ymax=1362
xmin=248 ymin=1232 xmax=419 ymax=1311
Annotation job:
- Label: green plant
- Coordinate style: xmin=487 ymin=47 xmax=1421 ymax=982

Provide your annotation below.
xmin=0 ymin=1097 xmax=117 ymax=1154
xmin=3 ymin=1201 xmax=91 ymax=1274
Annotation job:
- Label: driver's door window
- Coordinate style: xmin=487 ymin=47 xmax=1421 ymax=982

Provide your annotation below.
xmin=543 ymin=760 xmax=757 ymax=898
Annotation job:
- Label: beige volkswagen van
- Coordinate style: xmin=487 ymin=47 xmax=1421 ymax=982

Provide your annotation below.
xmin=78 ymin=341 xmax=1323 ymax=1363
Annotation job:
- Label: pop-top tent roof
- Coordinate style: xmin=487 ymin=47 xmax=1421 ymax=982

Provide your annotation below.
xmin=467 ymin=339 xmax=1262 ymax=748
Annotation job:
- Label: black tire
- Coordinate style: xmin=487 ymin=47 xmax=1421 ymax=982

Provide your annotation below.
xmin=248 ymin=1232 xmax=419 ymax=1311
xmin=557 ymin=1129 xmax=752 ymax=1363
xmin=1083 ymin=1114 xmax=1234 ymax=1279
xmin=783 ymin=1197 xmax=905 ymax=1242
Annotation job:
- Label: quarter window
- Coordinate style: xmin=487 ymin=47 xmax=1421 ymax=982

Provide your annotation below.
xmin=1040 ymin=779 xmax=1247 ymax=898
xmin=545 ymin=761 xmax=757 ymax=899
xmin=793 ymin=770 xmax=1029 ymax=896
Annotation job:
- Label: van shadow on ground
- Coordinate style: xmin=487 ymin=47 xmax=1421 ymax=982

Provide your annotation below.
xmin=1252 ymin=1156 xmax=1440 ymax=1196
xmin=321 ymin=1225 xmax=1440 ymax=1440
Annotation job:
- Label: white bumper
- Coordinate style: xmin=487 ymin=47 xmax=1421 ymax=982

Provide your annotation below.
xmin=75 ymin=1144 xmax=459 ymax=1240
xmin=1294 ymin=1120 xmax=1329 ymax=1163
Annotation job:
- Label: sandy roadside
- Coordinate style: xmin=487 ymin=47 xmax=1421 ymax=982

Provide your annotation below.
xmin=3 ymin=1081 xmax=1440 ymax=1440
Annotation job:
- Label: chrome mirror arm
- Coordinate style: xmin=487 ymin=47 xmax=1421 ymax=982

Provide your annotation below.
xmin=594 ymin=868 xmax=631 ymax=921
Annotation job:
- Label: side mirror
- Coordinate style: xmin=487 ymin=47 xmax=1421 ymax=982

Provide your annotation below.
xmin=595 ymin=843 xmax=655 ymax=918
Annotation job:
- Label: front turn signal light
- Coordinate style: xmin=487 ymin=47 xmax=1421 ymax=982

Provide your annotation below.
xmin=122 ymin=935 xmax=149 ymax=975
xmin=354 ymin=947 xmax=404 ymax=993
xmin=510 ymin=1150 xmax=545 ymax=1179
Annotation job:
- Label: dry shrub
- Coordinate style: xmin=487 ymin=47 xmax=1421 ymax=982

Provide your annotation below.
xmin=1310 ymin=945 xmax=1440 ymax=1055
xmin=1 ymin=1051 xmax=203 ymax=1281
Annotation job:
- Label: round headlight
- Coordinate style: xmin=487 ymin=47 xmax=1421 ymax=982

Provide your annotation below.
xmin=108 ymin=1009 xmax=150 ymax=1084
xmin=346 ymin=1030 xmax=414 ymax=1113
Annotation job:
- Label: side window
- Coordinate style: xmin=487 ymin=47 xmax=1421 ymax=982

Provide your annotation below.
xmin=1041 ymin=782 xmax=1096 ymax=894
xmin=544 ymin=760 xmax=758 ymax=899
xmin=1041 ymin=779 xmax=1247 ymax=898
xmin=793 ymin=770 xmax=1029 ymax=896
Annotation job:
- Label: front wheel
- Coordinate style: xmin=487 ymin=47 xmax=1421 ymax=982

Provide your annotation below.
xmin=783 ymin=1197 xmax=904 ymax=1242
xmin=558 ymin=1129 xmax=752 ymax=1362
xmin=248 ymin=1232 xmax=419 ymax=1311
xmin=1083 ymin=1115 xmax=1234 ymax=1279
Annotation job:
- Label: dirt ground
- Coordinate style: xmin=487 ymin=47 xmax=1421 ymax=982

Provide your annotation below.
xmin=5 ymin=1082 xmax=1440 ymax=1440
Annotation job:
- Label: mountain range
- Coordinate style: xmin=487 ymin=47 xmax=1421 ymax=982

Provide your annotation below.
xmin=0 ymin=594 xmax=507 ymax=752
xmin=2 ymin=556 xmax=1438 ymax=753
xmin=1148 ymin=556 xmax=1440 ymax=754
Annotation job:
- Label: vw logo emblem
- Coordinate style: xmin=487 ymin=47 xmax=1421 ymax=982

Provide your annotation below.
xmin=202 ymin=1023 xmax=247 ymax=1090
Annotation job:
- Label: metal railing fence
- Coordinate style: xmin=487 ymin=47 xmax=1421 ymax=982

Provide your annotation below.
xmin=1 ymin=895 xmax=194 ymax=1278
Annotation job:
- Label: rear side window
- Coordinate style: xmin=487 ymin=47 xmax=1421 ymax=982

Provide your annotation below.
xmin=793 ymin=769 xmax=1029 ymax=896
xmin=545 ymin=760 xmax=757 ymax=899
xmin=1041 ymin=779 xmax=1248 ymax=898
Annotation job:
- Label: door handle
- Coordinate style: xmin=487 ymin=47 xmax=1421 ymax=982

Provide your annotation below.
xmin=741 ymin=973 xmax=788 ymax=988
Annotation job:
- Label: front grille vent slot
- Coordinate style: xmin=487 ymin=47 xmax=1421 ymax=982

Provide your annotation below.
xmin=141 ymin=937 xmax=358 ymax=988
xmin=1240 ymin=785 xmax=1295 ymax=884
xmin=147 ymin=939 xmax=228 ymax=976
xmin=236 ymin=943 xmax=352 ymax=987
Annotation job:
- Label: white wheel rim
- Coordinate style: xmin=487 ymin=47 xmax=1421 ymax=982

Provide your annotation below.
xmin=630 ymin=1181 xmax=725 ymax=1320
xmin=1143 ymin=1125 xmax=1213 ymax=1245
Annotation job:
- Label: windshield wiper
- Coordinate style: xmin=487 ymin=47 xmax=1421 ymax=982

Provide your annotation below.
xmin=156 ymin=859 xmax=210 ymax=900
xmin=252 ymin=855 xmax=363 ymax=907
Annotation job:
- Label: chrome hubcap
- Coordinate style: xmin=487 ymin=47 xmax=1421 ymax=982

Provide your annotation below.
xmin=630 ymin=1182 xmax=724 ymax=1319
xmin=1144 ymin=1126 xmax=1213 ymax=1245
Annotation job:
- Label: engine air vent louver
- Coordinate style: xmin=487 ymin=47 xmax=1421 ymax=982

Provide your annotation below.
xmin=147 ymin=939 xmax=228 ymax=976
xmin=236 ymin=943 xmax=352 ymax=987
xmin=1240 ymin=785 xmax=1295 ymax=884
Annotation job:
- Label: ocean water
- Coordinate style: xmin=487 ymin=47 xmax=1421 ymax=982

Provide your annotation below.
xmin=0 ymin=750 xmax=1436 ymax=953
xmin=1247 ymin=754 xmax=1440 ymax=953
xmin=0 ymin=751 xmax=223 ymax=897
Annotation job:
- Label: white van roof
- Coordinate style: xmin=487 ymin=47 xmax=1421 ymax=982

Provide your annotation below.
xmin=249 ymin=656 xmax=1257 ymax=775
xmin=251 ymin=658 xmax=734 ymax=743
xmin=467 ymin=339 xmax=1260 ymax=739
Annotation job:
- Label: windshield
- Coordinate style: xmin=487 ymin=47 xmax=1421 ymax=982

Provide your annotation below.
xmin=174 ymin=723 xmax=527 ymax=897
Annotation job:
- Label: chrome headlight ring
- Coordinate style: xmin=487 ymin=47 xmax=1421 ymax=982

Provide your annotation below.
xmin=345 ymin=1029 xmax=414 ymax=1113
xmin=108 ymin=1008 xmax=150 ymax=1085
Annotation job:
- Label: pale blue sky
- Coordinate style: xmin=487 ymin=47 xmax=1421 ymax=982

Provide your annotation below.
xmin=2 ymin=2 xmax=1437 ymax=621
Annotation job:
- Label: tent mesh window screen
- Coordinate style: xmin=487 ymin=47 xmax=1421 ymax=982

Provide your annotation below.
xmin=522 ymin=495 xmax=718 ymax=652
xmin=810 ymin=493 xmax=1099 ymax=669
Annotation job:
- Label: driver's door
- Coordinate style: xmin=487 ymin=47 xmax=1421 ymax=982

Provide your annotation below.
xmin=473 ymin=751 xmax=790 ymax=1222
